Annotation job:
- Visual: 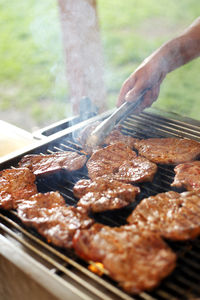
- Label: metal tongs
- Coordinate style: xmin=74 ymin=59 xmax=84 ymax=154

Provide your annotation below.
xmin=86 ymin=90 xmax=148 ymax=148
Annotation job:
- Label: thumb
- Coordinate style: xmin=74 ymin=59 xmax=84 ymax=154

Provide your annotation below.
xmin=125 ymin=84 xmax=144 ymax=103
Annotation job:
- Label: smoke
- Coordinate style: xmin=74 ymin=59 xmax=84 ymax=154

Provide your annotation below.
xmin=29 ymin=1 xmax=71 ymax=117
xmin=57 ymin=0 xmax=107 ymax=115
xmin=29 ymin=0 xmax=107 ymax=118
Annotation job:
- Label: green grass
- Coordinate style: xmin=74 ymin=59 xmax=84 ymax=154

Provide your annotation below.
xmin=0 ymin=0 xmax=199 ymax=130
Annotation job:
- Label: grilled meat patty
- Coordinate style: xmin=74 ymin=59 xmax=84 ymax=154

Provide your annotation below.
xmin=171 ymin=161 xmax=200 ymax=192
xmin=87 ymin=142 xmax=137 ymax=180
xmin=19 ymin=151 xmax=87 ymax=176
xmin=17 ymin=192 xmax=94 ymax=248
xmin=0 ymin=167 xmax=37 ymax=210
xmin=87 ymin=142 xmax=157 ymax=183
xmin=127 ymin=191 xmax=200 ymax=241
xmin=103 ymin=129 xmax=137 ymax=148
xmin=17 ymin=191 xmax=66 ymax=226
xmin=73 ymin=223 xmax=176 ymax=294
xmin=114 ymin=156 xmax=157 ymax=183
xmin=133 ymin=138 xmax=200 ymax=164
xmin=73 ymin=176 xmax=140 ymax=212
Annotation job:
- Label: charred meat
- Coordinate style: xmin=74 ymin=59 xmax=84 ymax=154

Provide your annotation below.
xmin=73 ymin=176 xmax=140 ymax=212
xmin=127 ymin=191 xmax=200 ymax=241
xmin=103 ymin=129 xmax=137 ymax=148
xmin=73 ymin=223 xmax=176 ymax=294
xmin=17 ymin=192 xmax=94 ymax=248
xmin=17 ymin=191 xmax=66 ymax=226
xmin=19 ymin=151 xmax=87 ymax=176
xmin=171 ymin=161 xmax=200 ymax=192
xmin=114 ymin=156 xmax=157 ymax=183
xmin=87 ymin=142 xmax=137 ymax=180
xmin=0 ymin=167 xmax=37 ymax=210
xmin=87 ymin=142 xmax=157 ymax=183
xmin=133 ymin=138 xmax=200 ymax=164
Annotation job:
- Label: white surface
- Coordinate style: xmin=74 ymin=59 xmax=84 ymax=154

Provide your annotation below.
xmin=0 ymin=120 xmax=35 ymax=157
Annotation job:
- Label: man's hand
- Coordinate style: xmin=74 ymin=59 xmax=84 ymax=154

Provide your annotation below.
xmin=117 ymin=56 xmax=166 ymax=113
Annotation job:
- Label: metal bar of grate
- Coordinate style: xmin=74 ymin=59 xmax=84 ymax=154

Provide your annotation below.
xmin=142 ymin=111 xmax=200 ymax=132
xmin=138 ymin=112 xmax=200 ymax=138
xmin=122 ymin=118 xmax=200 ymax=141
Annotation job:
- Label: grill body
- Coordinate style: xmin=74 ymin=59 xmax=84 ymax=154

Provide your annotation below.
xmin=0 ymin=108 xmax=200 ymax=300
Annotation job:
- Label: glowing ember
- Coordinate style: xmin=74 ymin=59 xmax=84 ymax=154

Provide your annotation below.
xmin=88 ymin=262 xmax=106 ymax=276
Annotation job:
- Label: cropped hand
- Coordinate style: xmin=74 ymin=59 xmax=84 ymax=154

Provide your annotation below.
xmin=117 ymin=55 xmax=166 ymax=114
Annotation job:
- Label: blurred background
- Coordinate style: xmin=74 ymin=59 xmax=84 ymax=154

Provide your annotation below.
xmin=0 ymin=0 xmax=199 ymax=132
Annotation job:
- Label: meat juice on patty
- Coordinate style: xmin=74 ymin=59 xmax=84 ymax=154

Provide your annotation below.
xmin=127 ymin=191 xmax=200 ymax=241
xmin=133 ymin=137 xmax=200 ymax=164
xmin=171 ymin=161 xmax=200 ymax=192
xmin=0 ymin=167 xmax=37 ymax=210
xmin=73 ymin=176 xmax=140 ymax=212
xmin=19 ymin=151 xmax=87 ymax=176
xmin=17 ymin=192 xmax=94 ymax=249
xmin=73 ymin=223 xmax=176 ymax=294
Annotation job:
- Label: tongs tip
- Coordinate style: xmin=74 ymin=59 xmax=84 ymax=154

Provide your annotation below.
xmin=86 ymin=134 xmax=99 ymax=148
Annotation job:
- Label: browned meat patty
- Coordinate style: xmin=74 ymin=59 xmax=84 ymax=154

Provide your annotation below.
xmin=19 ymin=151 xmax=87 ymax=176
xmin=17 ymin=192 xmax=94 ymax=248
xmin=0 ymin=167 xmax=37 ymax=210
xmin=127 ymin=191 xmax=200 ymax=241
xmin=171 ymin=161 xmax=200 ymax=192
xmin=87 ymin=142 xmax=137 ymax=180
xmin=73 ymin=176 xmax=140 ymax=212
xmin=133 ymin=138 xmax=200 ymax=164
xmin=104 ymin=129 xmax=137 ymax=148
xmin=114 ymin=156 xmax=157 ymax=183
xmin=76 ymin=122 xmax=136 ymax=153
xmin=73 ymin=223 xmax=176 ymax=294
xmin=17 ymin=191 xmax=66 ymax=226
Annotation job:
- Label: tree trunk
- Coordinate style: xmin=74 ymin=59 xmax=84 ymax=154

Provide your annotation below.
xmin=57 ymin=0 xmax=107 ymax=114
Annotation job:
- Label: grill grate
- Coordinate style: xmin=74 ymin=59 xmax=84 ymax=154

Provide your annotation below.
xmin=1 ymin=109 xmax=200 ymax=300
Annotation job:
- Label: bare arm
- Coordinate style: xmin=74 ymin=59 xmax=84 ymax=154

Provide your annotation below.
xmin=117 ymin=17 xmax=200 ymax=112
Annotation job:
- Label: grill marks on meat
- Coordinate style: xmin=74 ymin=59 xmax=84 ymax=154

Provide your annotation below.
xmin=133 ymin=138 xmax=200 ymax=164
xmin=17 ymin=191 xmax=66 ymax=226
xmin=19 ymin=151 xmax=87 ymax=176
xmin=103 ymin=129 xmax=137 ymax=148
xmin=171 ymin=161 xmax=200 ymax=192
xmin=17 ymin=192 xmax=94 ymax=248
xmin=73 ymin=224 xmax=176 ymax=294
xmin=0 ymin=168 xmax=37 ymax=210
xmin=87 ymin=142 xmax=137 ymax=180
xmin=73 ymin=177 xmax=140 ymax=212
xmin=127 ymin=191 xmax=200 ymax=241
xmin=87 ymin=142 xmax=157 ymax=183
xmin=114 ymin=156 xmax=157 ymax=183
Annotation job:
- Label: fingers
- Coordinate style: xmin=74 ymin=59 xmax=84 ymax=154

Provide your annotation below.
xmin=117 ymin=76 xmax=135 ymax=107
xmin=125 ymin=81 xmax=144 ymax=103
xmin=131 ymin=84 xmax=160 ymax=114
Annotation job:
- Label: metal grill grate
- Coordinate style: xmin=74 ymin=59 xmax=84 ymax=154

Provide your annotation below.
xmin=1 ymin=109 xmax=200 ymax=300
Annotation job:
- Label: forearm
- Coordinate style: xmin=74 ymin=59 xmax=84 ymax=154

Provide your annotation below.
xmin=117 ymin=17 xmax=200 ymax=109
xmin=150 ymin=17 xmax=200 ymax=75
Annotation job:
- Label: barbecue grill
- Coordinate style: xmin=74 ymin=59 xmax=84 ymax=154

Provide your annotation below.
xmin=1 ymin=107 xmax=200 ymax=300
